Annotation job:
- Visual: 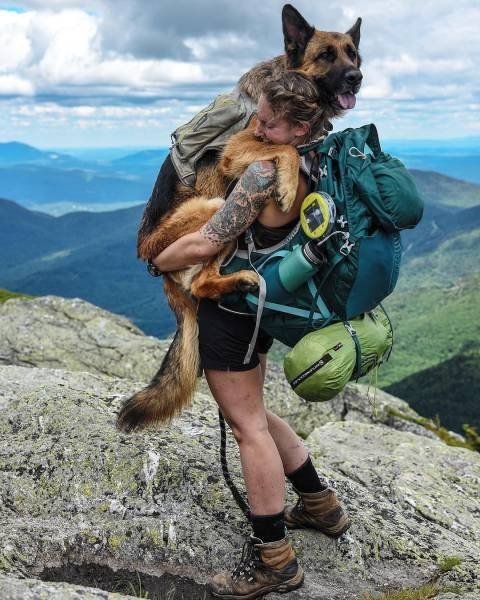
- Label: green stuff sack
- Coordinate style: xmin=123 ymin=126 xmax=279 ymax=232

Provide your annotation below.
xmin=283 ymin=307 xmax=393 ymax=402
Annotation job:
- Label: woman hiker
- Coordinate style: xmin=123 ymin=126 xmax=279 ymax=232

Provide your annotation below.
xmin=151 ymin=72 xmax=350 ymax=599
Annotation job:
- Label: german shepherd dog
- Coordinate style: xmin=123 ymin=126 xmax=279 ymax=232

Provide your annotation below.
xmin=116 ymin=4 xmax=362 ymax=432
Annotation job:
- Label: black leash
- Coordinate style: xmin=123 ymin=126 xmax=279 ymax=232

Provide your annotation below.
xmin=218 ymin=410 xmax=251 ymax=519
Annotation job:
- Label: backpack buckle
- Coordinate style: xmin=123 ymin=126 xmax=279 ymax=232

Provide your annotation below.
xmin=318 ymin=165 xmax=328 ymax=179
xmin=349 ymin=146 xmax=367 ymax=159
xmin=339 ymin=233 xmax=355 ymax=255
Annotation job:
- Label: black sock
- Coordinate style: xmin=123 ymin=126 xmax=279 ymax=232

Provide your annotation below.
xmin=286 ymin=456 xmax=328 ymax=494
xmin=250 ymin=510 xmax=286 ymax=543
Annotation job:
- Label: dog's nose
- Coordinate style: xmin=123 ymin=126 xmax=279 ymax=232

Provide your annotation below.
xmin=345 ymin=69 xmax=363 ymax=86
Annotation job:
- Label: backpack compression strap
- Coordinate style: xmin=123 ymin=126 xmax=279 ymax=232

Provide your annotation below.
xmin=243 ymin=228 xmax=267 ymax=365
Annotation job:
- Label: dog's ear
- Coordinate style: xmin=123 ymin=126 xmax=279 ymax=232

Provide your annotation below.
xmin=282 ymin=4 xmax=315 ymax=68
xmin=346 ymin=18 xmax=362 ymax=49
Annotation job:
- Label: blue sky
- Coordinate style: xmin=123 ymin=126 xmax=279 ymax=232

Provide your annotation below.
xmin=1 ymin=0 xmax=479 ymax=147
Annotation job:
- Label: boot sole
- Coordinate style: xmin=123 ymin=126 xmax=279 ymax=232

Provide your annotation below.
xmin=209 ymin=565 xmax=304 ymax=599
xmin=284 ymin=515 xmax=351 ymax=538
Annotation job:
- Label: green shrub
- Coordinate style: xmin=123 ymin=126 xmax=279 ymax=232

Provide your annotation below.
xmin=438 ymin=555 xmax=462 ymax=573
xmin=0 ymin=289 xmax=34 ymax=303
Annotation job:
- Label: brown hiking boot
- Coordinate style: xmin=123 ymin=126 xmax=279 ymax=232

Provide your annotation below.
xmin=284 ymin=487 xmax=350 ymax=538
xmin=208 ymin=535 xmax=304 ymax=599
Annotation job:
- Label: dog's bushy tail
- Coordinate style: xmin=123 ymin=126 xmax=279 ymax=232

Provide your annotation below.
xmin=116 ymin=282 xmax=199 ymax=432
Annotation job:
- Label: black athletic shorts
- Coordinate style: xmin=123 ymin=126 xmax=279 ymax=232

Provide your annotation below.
xmin=197 ymin=298 xmax=274 ymax=371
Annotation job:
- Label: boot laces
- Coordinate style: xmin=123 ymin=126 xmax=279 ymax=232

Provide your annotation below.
xmin=232 ymin=539 xmax=259 ymax=583
xmin=294 ymin=496 xmax=306 ymax=515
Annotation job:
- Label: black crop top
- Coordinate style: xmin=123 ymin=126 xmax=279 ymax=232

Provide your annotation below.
xmin=238 ymin=217 xmax=299 ymax=250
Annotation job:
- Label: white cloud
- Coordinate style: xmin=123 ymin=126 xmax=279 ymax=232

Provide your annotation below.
xmin=14 ymin=102 xmax=173 ymax=119
xmin=184 ymin=32 xmax=257 ymax=61
xmin=0 ymin=7 xmax=220 ymax=98
xmin=0 ymin=0 xmax=479 ymax=143
xmin=0 ymin=74 xmax=34 ymax=95
xmin=35 ymin=9 xmax=100 ymax=84
xmin=0 ymin=10 xmax=32 ymax=72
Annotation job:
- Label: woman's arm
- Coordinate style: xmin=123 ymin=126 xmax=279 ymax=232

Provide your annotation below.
xmin=152 ymin=160 xmax=277 ymax=272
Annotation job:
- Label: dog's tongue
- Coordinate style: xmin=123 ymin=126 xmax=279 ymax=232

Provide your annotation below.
xmin=337 ymin=93 xmax=356 ymax=109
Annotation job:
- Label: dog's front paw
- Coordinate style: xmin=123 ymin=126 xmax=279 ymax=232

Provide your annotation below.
xmin=236 ymin=271 xmax=259 ymax=293
xmin=276 ymin=188 xmax=296 ymax=212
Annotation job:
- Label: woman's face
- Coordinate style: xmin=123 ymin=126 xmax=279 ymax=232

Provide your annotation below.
xmin=254 ymin=94 xmax=309 ymax=146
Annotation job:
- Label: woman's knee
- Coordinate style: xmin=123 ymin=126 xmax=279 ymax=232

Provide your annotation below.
xmin=229 ymin=417 xmax=269 ymax=446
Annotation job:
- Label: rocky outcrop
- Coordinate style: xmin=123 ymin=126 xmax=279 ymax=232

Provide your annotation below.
xmin=0 ymin=296 xmax=170 ymax=380
xmin=0 ymin=297 xmax=479 ymax=599
xmin=1 ymin=363 xmax=479 ymax=599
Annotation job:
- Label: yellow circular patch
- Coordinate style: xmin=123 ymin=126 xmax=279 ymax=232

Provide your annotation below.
xmin=300 ymin=192 xmax=335 ymax=239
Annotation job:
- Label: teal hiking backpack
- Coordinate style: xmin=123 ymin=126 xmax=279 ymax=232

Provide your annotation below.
xmin=220 ymin=123 xmax=423 ymax=355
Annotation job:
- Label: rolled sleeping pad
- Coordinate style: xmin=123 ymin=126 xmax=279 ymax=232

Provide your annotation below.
xmin=283 ymin=306 xmax=393 ymax=402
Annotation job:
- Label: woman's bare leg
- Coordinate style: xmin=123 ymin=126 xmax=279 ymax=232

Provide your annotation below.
xmin=265 ymin=410 xmax=308 ymax=475
xmin=258 ymin=353 xmax=309 ymax=475
xmin=205 ymin=364 xmax=285 ymax=515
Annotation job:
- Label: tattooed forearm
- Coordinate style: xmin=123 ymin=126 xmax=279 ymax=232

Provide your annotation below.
xmin=199 ymin=160 xmax=277 ymax=247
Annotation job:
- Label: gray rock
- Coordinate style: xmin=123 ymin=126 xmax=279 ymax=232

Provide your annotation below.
xmin=0 ymin=573 xmax=135 ymax=599
xmin=0 ymin=296 xmax=169 ymax=381
xmin=306 ymin=421 xmax=480 ymax=598
xmin=437 ymin=593 xmax=480 ymax=600
xmin=1 ymin=364 xmax=479 ymax=599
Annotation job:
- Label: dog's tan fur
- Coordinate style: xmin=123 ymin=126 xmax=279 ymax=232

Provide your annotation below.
xmin=116 ymin=5 xmax=362 ymax=432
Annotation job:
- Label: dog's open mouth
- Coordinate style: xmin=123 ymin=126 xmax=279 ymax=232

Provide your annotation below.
xmin=335 ymin=92 xmax=356 ymax=110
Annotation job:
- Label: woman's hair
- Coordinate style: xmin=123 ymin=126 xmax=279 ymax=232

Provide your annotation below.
xmin=261 ymin=72 xmax=324 ymax=135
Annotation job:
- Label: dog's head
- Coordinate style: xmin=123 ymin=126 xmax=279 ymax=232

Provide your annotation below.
xmin=282 ymin=4 xmax=362 ymax=118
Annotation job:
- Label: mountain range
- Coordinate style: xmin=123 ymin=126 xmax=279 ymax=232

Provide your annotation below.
xmin=0 ymin=141 xmax=168 ymax=214
xmin=0 ymin=198 xmax=174 ymax=338
xmin=1 ymin=138 xmax=479 ymax=215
